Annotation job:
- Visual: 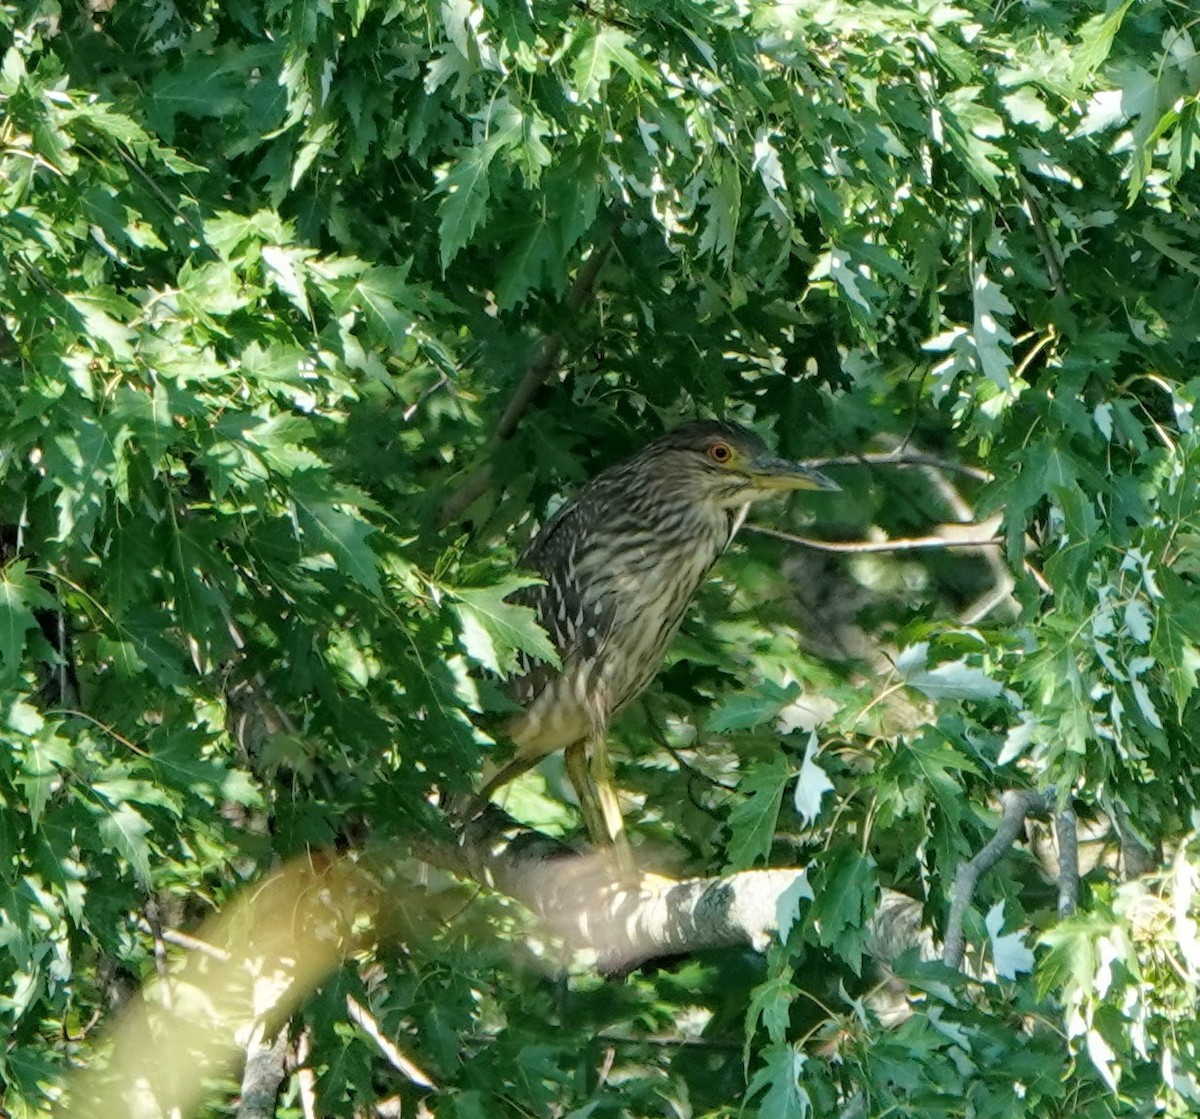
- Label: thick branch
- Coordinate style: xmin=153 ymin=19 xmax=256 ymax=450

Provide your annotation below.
xmin=943 ymin=790 xmax=1049 ymax=970
xmin=236 ymin=1027 xmax=289 ymax=1119
xmin=1055 ymin=807 xmax=1080 ymax=917
xmin=421 ymin=813 xmax=932 ymax=974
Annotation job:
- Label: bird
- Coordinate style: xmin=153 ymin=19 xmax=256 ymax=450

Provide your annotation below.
xmin=470 ymin=419 xmax=839 ymax=855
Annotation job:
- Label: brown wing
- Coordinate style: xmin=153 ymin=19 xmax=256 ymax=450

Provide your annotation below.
xmin=507 ymin=498 xmax=616 ymax=708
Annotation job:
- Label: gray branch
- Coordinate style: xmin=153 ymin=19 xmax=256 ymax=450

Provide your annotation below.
xmin=943 ymin=790 xmax=1049 ymax=971
xmin=236 ymin=1027 xmax=289 ymax=1119
xmin=425 ymin=813 xmax=931 ymax=974
xmin=1055 ymin=807 xmax=1080 ymax=916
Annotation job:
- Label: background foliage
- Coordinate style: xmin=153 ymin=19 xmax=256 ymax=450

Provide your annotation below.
xmin=0 ymin=0 xmax=1198 ymax=1115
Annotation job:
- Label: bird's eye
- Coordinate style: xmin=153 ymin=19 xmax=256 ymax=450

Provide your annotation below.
xmin=708 ymin=442 xmax=733 ymax=464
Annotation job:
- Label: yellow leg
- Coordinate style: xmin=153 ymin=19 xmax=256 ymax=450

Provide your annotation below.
xmin=452 ymin=749 xmax=544 ymax=824
xmin=565 ymin=737 xmax=633 ymax=875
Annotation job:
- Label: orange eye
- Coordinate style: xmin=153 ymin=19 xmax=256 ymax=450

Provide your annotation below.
xmin=708 ymin=442 xmax=733 ymax=464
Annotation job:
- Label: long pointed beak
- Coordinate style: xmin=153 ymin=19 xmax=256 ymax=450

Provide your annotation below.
xmin=746 ymin=455 xmax=841 ymax=492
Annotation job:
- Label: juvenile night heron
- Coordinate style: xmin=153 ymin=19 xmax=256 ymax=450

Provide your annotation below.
xmin=473 ymin=420 xmax=838 ymax=850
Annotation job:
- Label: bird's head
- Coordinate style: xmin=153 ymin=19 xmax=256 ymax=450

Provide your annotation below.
xmin=641 ymin=420 xmax=839 ymax=510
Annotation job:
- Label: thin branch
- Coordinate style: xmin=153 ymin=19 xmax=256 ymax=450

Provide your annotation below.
xmin=296 ymin=1030 xmax=318 ymax=1119
xmin=145 ymin=902 xmax=184 ymax=1119
xmin=943 ymin=790 xmax=1049 ymax=971
xmin=136 ymin=919 xmax=233 ymax=962
xmin=1019 ymin=177 xmax=1066 ymax=298
xmin=810 ymin=451 xmax=992 ymax=482
xmin=1055 ymin=807 xmax=1080 ymax=917
xmin=402 ymin=372 xmax=450 ymax=422
xmin=745 ymin=521 xmax=1003 ymax=555
xmin=594 ymin=1031 xmax=742 ymax=1051
xmin=959 ymin=575 xmax=1017 ymax=626
xmin=345 ymin=994 xmax=437 ymax=1089
xmin=438 ymin=241 xmax=614 ymax=527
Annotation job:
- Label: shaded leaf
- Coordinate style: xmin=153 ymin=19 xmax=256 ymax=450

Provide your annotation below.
xmin=727 ymin=752 xmax=790 ymax=871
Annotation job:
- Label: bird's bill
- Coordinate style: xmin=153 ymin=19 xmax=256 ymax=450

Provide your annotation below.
xmin=746 ymin=456 xmax=841 ymax=492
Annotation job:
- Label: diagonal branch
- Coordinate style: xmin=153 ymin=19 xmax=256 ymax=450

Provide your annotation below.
xmin=345 ymin=995 xmax=437 ymax=1089
xmin=943 ymin=789 xmax=1049 ymax=971
xmin=438 ymin=242 xmax=614 ymax=528
xmin=1019 ymin=176 xmax=1066 ymax=298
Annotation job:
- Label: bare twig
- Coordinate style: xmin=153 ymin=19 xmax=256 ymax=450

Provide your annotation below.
xmin=746 ymin=520 xmax=1003 ymax=555
xmin=146 ymin=902 xmax=183 ymax=1119
xmin=1019 ymin=177 xmax=1066 ymax=298
xmin=296 ymin=1030 xmax=318 ymax=1119
xmin=438 ymin=242 xmax=614 ymax=527
xmin=959 ymin=576 xmax=1016 ymax=626
xmin=811 ymin=451 xmax=992 ymax=482
xmin=136 ymin=919 xmax=233 ymax=962
xmin=345 ymin=994 xmax=437 ymax=1089
xmin=403 ymin=372 xmax=450 ymax=422
xmin=943 ymin=789 xmax=1049 ymax=971
xmin=1055 ymin=806 xmax=1080 ymax=917
xmin=594 ymin=1032 xmax=742 ymax=1051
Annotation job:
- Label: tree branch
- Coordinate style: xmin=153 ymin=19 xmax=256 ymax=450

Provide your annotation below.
xmin=1055 ymin=806 xmax=1080 ymax=917
xmin=418 ymin=812 xmax=934 ymax=975
xmin=745 ymin=517 xmax=1003 ymax=555
xmin=943 ymin=790 xmax=1049 ymax=971
xmin=345 ymin=995 xmax=436 ymax=1089
xmin=810 ymin=450 xmax=992 ymax=483
xmin=236 ymin=1027 xmax=289 ymax=1119
xmin=438 ymin=242 xmax=614 ymax=528
xmin=1019 ymin=177 xmax=1066 ymax=298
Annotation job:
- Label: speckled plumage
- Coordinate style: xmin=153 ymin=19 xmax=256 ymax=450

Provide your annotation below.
xmin=475 ymin=420 xmax=837 ymax=821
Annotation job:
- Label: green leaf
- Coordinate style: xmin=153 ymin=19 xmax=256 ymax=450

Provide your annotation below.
xmin=806 ymin=846 xmax=877 ymax=973
xmin=571 ymin=25 xmax=638 ymax=102
xmin=293 ymin=492 xmax=381 ymax=595
xmin=146 ymin=61 xmax=244 ymax=142
xmin=746 ymin=1044 xmax=812 ymax=1119
xmin=970 ymin=262 xmax=1015 ymax=392
xmin=19 ymin=727 xmax=70 ymax=829
xmin=438 ymin=146 xmax=497 ymax=270
xmin=896 ymin=642 xmax=1005 ymax=702
xmin=792 ymin=733 xmax=833 ymax=827
xmin=708 ymin=679 xmax=799 ymax=733
xmin=727 ymin=752 xmax=790 ymax=870
xmin=351 ymin=266 xmax=415 ymax=349
xmin=451 ymin=577 xmax=560 ymax=676
xmin=1150 ymin=570 xmax=1200 ymax=716
xmin=0 ymin=562 xmax=53 ymax=681
xmin=775 ymin=872 xmax=814 ymax=945
xmin=495 ymin=215 xmax=561 ymax=310
xmin=940 ymin=86 xmax=1006 ymax=197
xmin=261 ymin=244 xmax=315 ymax=318
xmin=698 ymin=160 xmax=742 ymax=270
xmin=96 ymin=802 xmax=153 ymax=885
xmin=985 ymin=902 xmax=1035 ymax=980
xmin=746 ymin=974 xmax=798 ymax=1048
xmin=1070 ymin=0 xmax=1136 ymax=89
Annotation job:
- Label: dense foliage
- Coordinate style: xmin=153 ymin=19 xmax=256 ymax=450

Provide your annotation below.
xmin=0 ymin=0 xmax=1198 ymax=1115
